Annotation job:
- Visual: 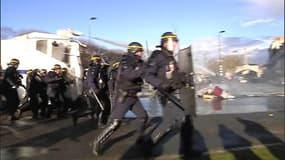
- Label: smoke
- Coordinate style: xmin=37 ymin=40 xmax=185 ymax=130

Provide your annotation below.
xmin=90 ymin=36 xmax=128 ymax=49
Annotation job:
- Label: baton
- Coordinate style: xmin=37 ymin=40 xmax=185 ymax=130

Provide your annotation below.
xmin=157 ymin=88 xmax=185 ymax=111
xmin=89 ymin=88 xmax=104 ymax=111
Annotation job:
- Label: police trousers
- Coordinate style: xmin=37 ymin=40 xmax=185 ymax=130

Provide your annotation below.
xmin=111 ymin=95 xmax=148 ymax=134
xmin=151 ymin=94 xmax=185 ymax=138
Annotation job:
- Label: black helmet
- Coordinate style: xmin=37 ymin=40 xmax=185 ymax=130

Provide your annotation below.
xmin=127 ymin=42 xmax=143 ymax=54
xmin=8 ymin=58 xmax=20 ymax=65
xmin=160 ymin=32 xmax=178 ymax=45
xmin=53 ymin=64 xmax=61 ymax=70
xmin=90 ymin=55 xmax=101 ymax=62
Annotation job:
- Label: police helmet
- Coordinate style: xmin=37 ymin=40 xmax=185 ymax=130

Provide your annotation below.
xmin=90 ymin=55 xmax=101 ymax=62
xmin=62 ymin=67 xmax=68 ymax=73
xmin=127 ymin=42 xmax=143 ymax=54
xmin=8 ymin=58 xmax=20 ymax=65
xmin=26 ymin=69 xmax=33 ymax=75
xmin=53 ymin=64 xmax=61 ymax=70
xmin=160 ymin=32 xmax=178 ymax=45
xmin=40 ymin=69 xmax=47 ymax=74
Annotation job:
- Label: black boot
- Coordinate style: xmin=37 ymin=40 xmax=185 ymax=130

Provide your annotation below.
xmin=92 ymin=119 xmax=120 ymax=156
xmin=152 ymin=127 xmax=172 ymax=145
xmin=72 ymin=115 xmax=78 ymax=126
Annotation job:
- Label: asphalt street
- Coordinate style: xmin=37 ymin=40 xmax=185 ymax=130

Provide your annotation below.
xmin=1 ymin=95 xmax=284 ymax=160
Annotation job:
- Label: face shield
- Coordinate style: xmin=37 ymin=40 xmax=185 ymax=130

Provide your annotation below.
xmin=165 ymin=38 xmax=179 ymax=53
xmin=134 ymin=49 xmax=144 ymax=58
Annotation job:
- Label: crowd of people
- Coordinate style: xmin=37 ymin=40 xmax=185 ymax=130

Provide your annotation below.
xmin=0 ymin=60 xmax=76 ymax=121
xmin=0 ymin=31 xmax=195 ymax=158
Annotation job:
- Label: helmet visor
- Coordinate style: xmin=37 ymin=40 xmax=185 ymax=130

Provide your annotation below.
xmin=165 ymin=38 xmax=179 ymax=52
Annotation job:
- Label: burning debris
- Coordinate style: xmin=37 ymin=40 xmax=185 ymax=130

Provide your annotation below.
xmin=197 ymin=85 xmax=235 ymax=100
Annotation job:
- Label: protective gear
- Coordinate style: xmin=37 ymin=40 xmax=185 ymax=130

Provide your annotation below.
xmin=62 ymin=67 xmax=68 ymax=73
xmin=159 ymin=80 xmax=173 ymax=91
xmin=8 ymin=58 xmax=20 ymax=66
xmin=160 ymin=32 xmax=178 ymax=44
xmin=26 ymin=69 xmax=33 ymax=75
xmin=92 ymin=50 xmax=148 ymax=156
xmin=40 ymin=69 xmax=47 ymax=76
xmin=53 ymin=64 xmax=61 ymax=70
xmin=90 ymin=55 xmax=101 ymax=62
xmin=127 ymin=42 xmax=143 ymax=54
xmin=92 ymin=119 xmax=121 ymax=156
xmin=153 ymin=127 xmax=172 ymax=145
xmin=160 ymin=32 xmax=179 ymax=52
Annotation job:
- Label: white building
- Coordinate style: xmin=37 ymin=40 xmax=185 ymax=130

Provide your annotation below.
xmin=1 ymin=29 xmax=87 ymax=100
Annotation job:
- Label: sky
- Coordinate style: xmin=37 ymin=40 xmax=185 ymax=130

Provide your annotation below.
xmin=1 ymin=0 xmax=284 ymax=62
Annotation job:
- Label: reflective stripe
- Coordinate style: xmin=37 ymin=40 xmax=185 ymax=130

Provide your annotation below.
xmin=127 ymin=45 xmax=143 ymax=49
xmin=161 ymin=35 xmax=177 ymax=39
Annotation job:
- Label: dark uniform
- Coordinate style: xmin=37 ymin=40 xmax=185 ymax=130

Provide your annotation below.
xmin=45 ymin=64 xmax=66 ymax=118
xmin=28 ymin=69 xmax=48 ymax=119
xmin=61 ymin=67 xmax=75 ymax=113
xmin=92 ymin=42 xmax=148 ymax=156
xmin=1 ymin=58 xmax=22 ymax=121
xmin=107 ymin=60 xmax=121 ymax=107
xmin=71 ymin=67 xmax=100 ymax=126
xmin=17 ymin=69 xmax=33 ymax=116
xmin=144 ymin=32 xmax=192 ymax=145
xmin=87 ymin=55 xmax=111 ymax=126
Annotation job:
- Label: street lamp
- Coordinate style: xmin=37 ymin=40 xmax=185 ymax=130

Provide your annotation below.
xmin=88 ymin=17 xmax=97 ymax=49
xmin=218 ymin=30 xmax=225 ymax=78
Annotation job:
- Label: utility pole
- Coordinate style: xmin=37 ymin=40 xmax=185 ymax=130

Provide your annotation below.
xmin=88 ymin=17 xmax=97 ymax=54
xmin=218 ymin=30 xmax=225 ymax=79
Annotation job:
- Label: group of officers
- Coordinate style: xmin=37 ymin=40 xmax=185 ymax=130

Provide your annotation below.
xmin=91 ymin=31 xmax=195 ymax=156
xmin=0 ymin=60 xmax=76 ymax=121
xmin=0 ymin=31 xmax=195 ymax=157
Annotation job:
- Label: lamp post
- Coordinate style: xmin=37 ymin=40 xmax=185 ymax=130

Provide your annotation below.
xmin=88 ymin=17 xmax=97 ymax=53
xmin=218 ymin=30 xmax=225 ymax=78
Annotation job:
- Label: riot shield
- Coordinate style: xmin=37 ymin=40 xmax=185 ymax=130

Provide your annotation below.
xmin=177 ymin=46 xmax=196 ymax=116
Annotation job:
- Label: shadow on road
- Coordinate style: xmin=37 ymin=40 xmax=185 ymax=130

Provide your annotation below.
xmin=218 ymin=124 xmax=261 ymax=160
xmin=237 ymin=117 xmax=285 ymax=159
xmin=5 ymin=119 xmax=97 ymax=148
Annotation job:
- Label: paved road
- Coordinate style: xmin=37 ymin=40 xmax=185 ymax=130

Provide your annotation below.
xmin=1 ymin=96 xmax=284 ymax=160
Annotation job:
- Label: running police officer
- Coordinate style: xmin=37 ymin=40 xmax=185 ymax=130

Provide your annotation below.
xmin=71 ymin=68 xmax=97 ymax=126
xmin=2 ymin=58 xmax=22 ymax=121
xmin=87 ymin=55 xmax=111 ymax=127
xmin=144 ymin=32 xmax=193 ymax=146
xmin=92 ymin=42 xmax=148 ymax=156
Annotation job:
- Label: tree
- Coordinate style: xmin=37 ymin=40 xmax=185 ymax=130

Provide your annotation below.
xmin=222 ymin=55 xmax=243 ymax=72
xmin=207 ymin=55 xmax=243 ymax=73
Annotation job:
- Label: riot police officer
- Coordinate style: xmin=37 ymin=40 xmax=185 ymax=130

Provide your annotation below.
xmin=92 ymin=42 xmax=148 ymax=156
xmin=28 ymin=69 xmax=48 ymax=119
xmin=71 ymin=68 xmax=97 ymax=126
xmin=45 ymin=64 xmax=66 ymax=118
xmin=87 ymin=55 xmax=111 ymax=126
xmin=61 ymin=67 xmax=75 ymax=113
xmin=2 ymin=58 xmax=22 ymax=121
xmin=144 ymin=32 xmax=193 ymax=146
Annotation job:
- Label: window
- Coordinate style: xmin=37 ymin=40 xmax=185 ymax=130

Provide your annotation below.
xmin=36 ymin=40 xmax=47 ymax=54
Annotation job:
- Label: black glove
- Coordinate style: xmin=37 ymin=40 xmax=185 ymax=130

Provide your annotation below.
xmin=159 ymin=80 xmax=174 ymax=91
xmin=171 ymin=72 xmax=186 ymax=89
xmin=185 ymin=73 xmax=195 ymax=87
